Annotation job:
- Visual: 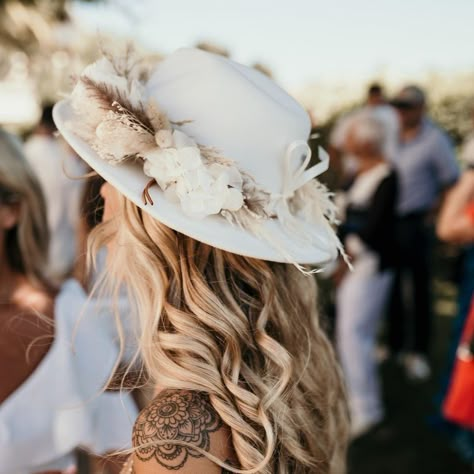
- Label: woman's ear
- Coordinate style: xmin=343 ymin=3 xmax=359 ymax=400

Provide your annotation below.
xmin=0 ymin=203 xmax=20 ymax=230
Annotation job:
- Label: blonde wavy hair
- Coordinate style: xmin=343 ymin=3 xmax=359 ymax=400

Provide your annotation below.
xmin=0 ymin=129 xmax=50 ymax=289
xmin=89 ymin=192 xmax=349 ymax=474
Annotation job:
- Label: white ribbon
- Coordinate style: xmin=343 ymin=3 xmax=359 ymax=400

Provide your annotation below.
xmin=280 ymin=140 xmax=330 ymax=199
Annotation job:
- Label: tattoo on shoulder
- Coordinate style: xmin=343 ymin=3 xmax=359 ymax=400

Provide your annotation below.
xmin=133 ymin=389 xmax=223 ymax=470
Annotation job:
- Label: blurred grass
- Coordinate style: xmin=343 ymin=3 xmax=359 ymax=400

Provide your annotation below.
xmin=347 ymin=244 xmax=473 ymax=474
xmin=348 ymin=316 xmax=471 ymax=474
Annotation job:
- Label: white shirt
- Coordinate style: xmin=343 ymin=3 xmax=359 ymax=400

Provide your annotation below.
xmin=0 ymin=280 xmax=138 ymax=473
xmin=388 ymin=119 xmax=459 ymax=215
xmin=24 ymin=135 xmax=87 ymax=283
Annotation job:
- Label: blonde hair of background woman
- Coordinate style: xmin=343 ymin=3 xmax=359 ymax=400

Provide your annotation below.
xmin=89 ymin=193 xmax=349 ymax=474
xmin=0 ymin=129 xmax=50 ymax=290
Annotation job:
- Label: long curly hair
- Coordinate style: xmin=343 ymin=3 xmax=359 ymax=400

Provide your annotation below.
xmin=89 ymin=193 xmax=348 ymax=474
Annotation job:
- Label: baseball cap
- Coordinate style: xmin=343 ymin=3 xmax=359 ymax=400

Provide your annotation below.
xmin=391 ymin=85 xmax=426 ymax=108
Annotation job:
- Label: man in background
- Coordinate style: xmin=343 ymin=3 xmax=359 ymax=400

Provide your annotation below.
xmin=388 ymin=86 xmax=460 ymax=380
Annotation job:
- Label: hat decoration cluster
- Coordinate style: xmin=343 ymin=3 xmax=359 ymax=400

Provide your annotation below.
xmin=68 ymin=52 xmax=344 ymax=267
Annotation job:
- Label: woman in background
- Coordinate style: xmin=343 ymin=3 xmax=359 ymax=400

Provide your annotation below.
xmin=0 ymin=129 xmax=136 ymax=474
xmin=0 ymin=128 xmax=56 ymax=444
xmin=335 ymin=112 xmax=398 ymax=438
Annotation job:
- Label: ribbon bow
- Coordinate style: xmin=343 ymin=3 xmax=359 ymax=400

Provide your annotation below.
xmin=280 ymin=139 xmax=330 ymax=200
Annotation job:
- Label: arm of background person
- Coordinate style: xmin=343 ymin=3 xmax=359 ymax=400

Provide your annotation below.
xmin=437 ymin=170 xmax=474 ymax=244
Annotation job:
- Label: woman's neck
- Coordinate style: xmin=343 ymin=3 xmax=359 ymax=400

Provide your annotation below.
xmin=0 ymin=256 xmax=20 ymax=302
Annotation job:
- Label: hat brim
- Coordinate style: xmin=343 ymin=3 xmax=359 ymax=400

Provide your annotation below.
xmin=53 ymin=100 xmax=337 ymax=265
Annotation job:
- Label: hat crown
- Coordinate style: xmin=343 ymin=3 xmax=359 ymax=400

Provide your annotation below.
xmin=146 ymin=48 xmax=311 ymax=194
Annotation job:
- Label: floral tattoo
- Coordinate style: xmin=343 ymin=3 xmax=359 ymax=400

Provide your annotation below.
xmin=132 ymin=389 xmax=223 ymax=470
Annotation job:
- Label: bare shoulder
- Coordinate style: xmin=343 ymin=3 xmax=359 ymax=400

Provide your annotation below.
xmin=0 ymin=285 xmax=54 ymax=402
xmin=11 ymin=279 xmax=55 ymax=323
xmin=132 ymin=389 xmax=234 ymax=473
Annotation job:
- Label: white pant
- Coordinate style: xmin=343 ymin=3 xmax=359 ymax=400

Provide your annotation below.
xmin=336 ymin=257 xmax=393 ymax=428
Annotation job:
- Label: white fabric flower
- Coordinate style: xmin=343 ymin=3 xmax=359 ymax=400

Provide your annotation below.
xmin=177 ymin=166 xmax=244 ymax=218
xmin=143 ymin=129 xmax=244 ymax=218
xmin=143 ymin=135 xmax=202 ymax=189
xmin=223 ymin=187 xmax=245 ymax=211
xmin=208 ymin=163 xmax=243 ymax=190
xmin=173 ymin=129 xmax=197 ymax=148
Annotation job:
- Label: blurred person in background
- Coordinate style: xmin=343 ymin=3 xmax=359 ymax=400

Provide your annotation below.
xmin=24 ymin=104 xmax=87 ymax=285
xmin=0 ymin=129 xmax=137 ymax=474
xmin=436 ymin=149 xmax=474 ymax=465
xmin=335 ymin=112 xmax=398 ymax=437
xmin=388 ymin=86 xmax=460 ymax=381
xmin=329 ymin=83 xmax=399 ymax=189
xmin=365 ymin=83 xmax=400 ymax=161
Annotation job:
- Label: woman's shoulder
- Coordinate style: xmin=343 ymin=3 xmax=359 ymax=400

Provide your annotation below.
xmin=0 ymin=283 xmax=55 ymax=403
xmin=131 ymin=389 xmax=234 ymax=473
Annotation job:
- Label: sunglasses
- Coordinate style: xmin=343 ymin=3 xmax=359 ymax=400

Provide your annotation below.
xmin=392 ymin=101 xmax=420 ymax=110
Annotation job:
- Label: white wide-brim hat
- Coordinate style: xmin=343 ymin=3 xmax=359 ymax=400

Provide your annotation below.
xmin=53 ymin=48 xmax=341 ymax=265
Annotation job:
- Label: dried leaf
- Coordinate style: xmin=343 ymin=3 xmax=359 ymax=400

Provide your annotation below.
xmin=80 ymin=76 xmax=155 ymax=133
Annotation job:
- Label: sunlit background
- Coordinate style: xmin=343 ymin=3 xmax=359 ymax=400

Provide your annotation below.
xmin=1 ymin=0 xmax=474 ymax=132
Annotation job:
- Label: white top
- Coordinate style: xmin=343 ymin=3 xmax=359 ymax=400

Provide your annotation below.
xmin=0 ymin=280 xmax=138 ymax=474
xmin=24 ymin=135 xmax=87 ymax=283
